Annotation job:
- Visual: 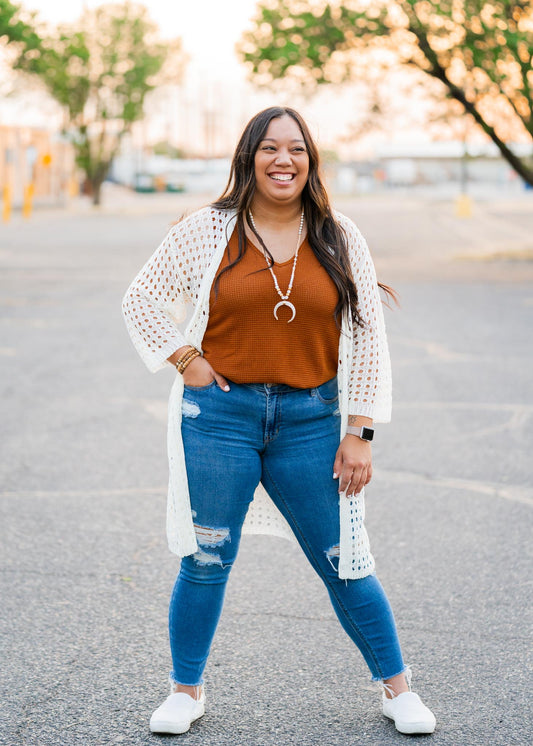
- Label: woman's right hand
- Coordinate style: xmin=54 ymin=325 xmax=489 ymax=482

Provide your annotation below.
xmin=182 ymin=355 xmax=230 ymax=392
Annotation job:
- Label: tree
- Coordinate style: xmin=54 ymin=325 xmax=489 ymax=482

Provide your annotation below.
xmin=14 ymin=2 xmax=184 ymax=204
xmin=153 ymin=141 xmax=186 ymax=159
xmin=0 ymin=0 xmax=40 ymax=47
xmin=239 ymin=1 xmax=533 ymax=185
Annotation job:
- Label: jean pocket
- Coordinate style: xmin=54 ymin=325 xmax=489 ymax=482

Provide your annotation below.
xmin=314 ymin=376 xmax=338 ymax=404
xmin=183 ymin=378 xmax=217 ymax=391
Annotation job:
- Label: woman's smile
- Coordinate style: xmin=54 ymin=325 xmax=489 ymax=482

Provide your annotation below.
xmin=268 ymin=172 xmax=295 ymax=182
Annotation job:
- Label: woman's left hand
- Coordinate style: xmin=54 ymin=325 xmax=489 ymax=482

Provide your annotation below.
xmin=333 ymin=436 xmax=373 ymax=497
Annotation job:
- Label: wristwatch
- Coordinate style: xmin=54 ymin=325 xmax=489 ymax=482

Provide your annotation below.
xmin=346 ymin=425 xmax=374 ymax=442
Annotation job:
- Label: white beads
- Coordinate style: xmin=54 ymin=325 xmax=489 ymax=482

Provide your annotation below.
xmin=248 ymin=210 xmax=304 ymax=315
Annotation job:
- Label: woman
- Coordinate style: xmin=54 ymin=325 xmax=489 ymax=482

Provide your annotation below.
xmin=122 ymin=106 xmax=436 ymax=737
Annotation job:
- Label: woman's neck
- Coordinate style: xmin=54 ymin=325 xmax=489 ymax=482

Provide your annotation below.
xmin=249 ymin=198 xmax=303 ymax=229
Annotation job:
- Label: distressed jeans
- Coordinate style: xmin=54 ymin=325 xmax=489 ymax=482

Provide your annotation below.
xmin=169 ymin=377 xmax=405 ymax=686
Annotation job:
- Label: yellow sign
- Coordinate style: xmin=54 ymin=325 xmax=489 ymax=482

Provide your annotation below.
xmin=42 ymin=153 xmax=52 ymax=166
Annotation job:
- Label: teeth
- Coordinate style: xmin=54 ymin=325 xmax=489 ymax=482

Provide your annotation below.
xmin=270 ymin=174 xmax=293 ymax=181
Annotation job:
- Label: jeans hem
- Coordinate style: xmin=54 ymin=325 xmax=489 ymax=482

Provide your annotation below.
xmin=371 ymin=664 xmax=407 ymax=683
xmin=169 ymin=672 xmax=204 ymax=687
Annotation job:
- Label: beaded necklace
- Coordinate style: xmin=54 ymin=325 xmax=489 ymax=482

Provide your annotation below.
xmin=248 ymin=210 xmax=305 ymax=322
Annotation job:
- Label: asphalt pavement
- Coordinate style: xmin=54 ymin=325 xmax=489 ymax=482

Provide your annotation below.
xmin=1 ymin=187 xmax=532 ymax=745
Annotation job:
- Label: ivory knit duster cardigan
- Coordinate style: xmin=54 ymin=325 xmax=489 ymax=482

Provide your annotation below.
xmin=122 ymin=206 xmax=392 ymax=579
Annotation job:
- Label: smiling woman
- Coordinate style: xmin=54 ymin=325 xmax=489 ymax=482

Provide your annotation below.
xmin=122 ymin=106 xmax=436 ymax=738
xmin=253 ymin=116 xmax=310 ymax=209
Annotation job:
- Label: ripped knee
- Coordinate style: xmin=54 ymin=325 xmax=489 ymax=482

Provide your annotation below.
xmin=192 ymin=523 xmax=231 ymax=567
xmin=192 ymin=548 xmax=224 ymax=567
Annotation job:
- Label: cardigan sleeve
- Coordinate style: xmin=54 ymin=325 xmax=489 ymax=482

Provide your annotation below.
xmin=337 ymin=213 xmax=392 ymax=423
xmin=122 ymin=227 xmax=191 ymax=373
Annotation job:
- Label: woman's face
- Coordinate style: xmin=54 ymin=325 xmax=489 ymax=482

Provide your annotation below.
xmin=253 ymin=115 xmax=310 ymax=207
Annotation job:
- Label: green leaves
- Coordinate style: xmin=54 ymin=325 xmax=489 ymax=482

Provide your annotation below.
xmin=0 ymin=0 xmax=41 ymax=51
xmin=15 ymin=30 xmax=90 ymax=118
xmin=7 ymin=2 xmax=183 ymax=204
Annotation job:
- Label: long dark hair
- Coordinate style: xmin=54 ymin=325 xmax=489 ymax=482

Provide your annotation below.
xmin=212 ymin=106 xmax=395 ymax=327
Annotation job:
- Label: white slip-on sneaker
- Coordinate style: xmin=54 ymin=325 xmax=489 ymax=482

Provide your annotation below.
xmin=382 ymin=691 xmax=436 ymax=735
xmin=149 ymin=688 xmax=205 ymax=734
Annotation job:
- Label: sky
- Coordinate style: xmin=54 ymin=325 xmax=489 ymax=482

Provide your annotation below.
xmin=23 ymin=0 xmax=257 ymax=72
xmin=3 ymin=0 xmax=441 ymax=157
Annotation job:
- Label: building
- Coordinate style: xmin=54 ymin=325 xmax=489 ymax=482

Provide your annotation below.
xmin=0 ymin=125 xmax=77 ymax=209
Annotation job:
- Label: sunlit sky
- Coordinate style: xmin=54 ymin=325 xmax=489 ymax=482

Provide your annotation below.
xmin=4 ymin=0 xmax=438 ymax=156
xmin=25 ymin=0 xmax=256 ymax=71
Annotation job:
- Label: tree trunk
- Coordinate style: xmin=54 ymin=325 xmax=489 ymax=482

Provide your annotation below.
xmin=412 ymin=29 xmax=533 ymax=186
xmin=443 ymin=77 xmax=533 ymax=187
xmin=91 ymin=178 xmax=103 ymax=206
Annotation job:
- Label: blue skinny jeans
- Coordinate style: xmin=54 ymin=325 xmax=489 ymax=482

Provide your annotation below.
xmin=169 ymin=377 xmax=405 ymax=686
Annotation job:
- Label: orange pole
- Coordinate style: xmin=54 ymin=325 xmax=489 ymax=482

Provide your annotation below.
xmin=22 ymin=183 xmax=34 ymax=219
xmin=2 ymin=185 xmax=11 ymax=223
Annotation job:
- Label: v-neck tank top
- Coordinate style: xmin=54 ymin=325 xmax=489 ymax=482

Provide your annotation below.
xmin=201 ymin=228 xmax=340 ymax=388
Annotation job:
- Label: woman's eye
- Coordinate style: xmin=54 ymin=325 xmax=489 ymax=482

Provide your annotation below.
xmin=259 ymin=145 xmax=306 ymax=153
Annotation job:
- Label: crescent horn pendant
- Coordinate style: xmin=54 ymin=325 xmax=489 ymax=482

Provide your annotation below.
xmin=273 ymin=300 xmax=296 ymax=323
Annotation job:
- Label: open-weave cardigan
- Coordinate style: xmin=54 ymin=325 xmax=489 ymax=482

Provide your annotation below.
xmin=122 ymin=206 xmax=391 ymax=579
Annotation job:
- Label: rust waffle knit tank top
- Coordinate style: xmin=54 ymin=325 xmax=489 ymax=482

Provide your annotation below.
xmin=201 ymin=228 xmax=340 ymax=388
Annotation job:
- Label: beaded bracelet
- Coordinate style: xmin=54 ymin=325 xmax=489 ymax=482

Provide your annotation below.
xmin=176 ymin=349 xmax=199 ymax=370
xmin=176 ymin=347 xmax=197 ymax=365
xmin=175 ymin=346 xmax=201 ymax=374
xmin=176 ymin=353 xmax=200 ymax=374
xmin=177 ymin=351 xmax=200 ymax=374
xmin=175 ymin=345 xmax=197 ymax=364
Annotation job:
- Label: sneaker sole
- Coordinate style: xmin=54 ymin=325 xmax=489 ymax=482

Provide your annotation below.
xmin=384 ymin=714 xmax=436 ymax=735
xmin=150 ymin=707 xmax=205 ymax=734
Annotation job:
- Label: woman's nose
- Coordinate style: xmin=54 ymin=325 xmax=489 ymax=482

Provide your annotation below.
xmin=275 ymin=149 xmax=292 ymax=165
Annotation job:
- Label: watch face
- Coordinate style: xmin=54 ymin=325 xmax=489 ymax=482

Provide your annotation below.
xmin=361 ymin=427 xmax=374 ymax=442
